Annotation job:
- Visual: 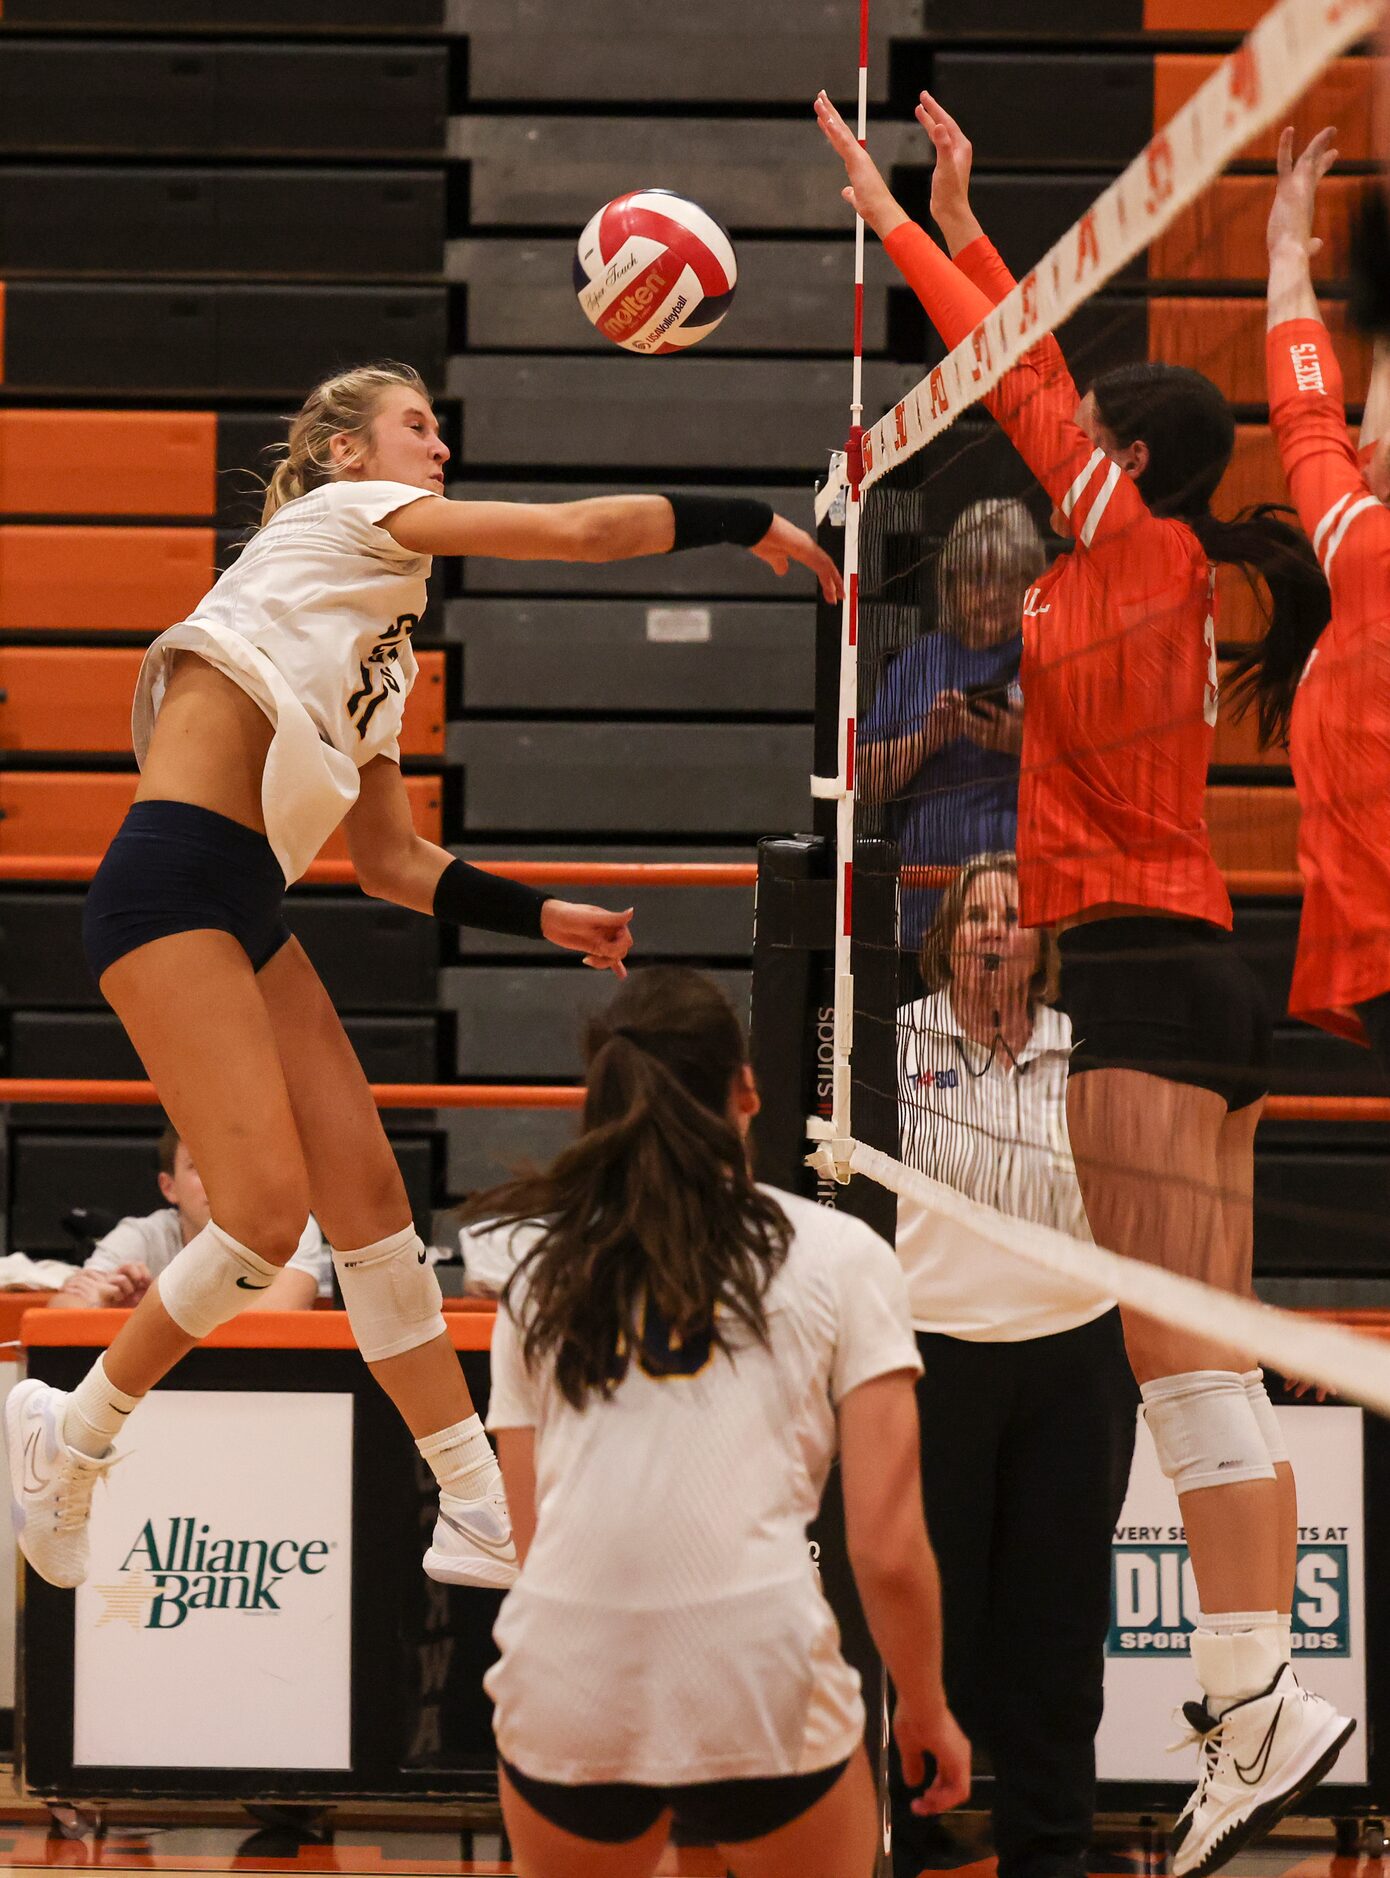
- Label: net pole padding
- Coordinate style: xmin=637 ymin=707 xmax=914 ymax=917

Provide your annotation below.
xmin=0 ymin=857 xmax=758 ymax=888
xmin=838 ymin=1138 xmax=1390 ymax=1419
xmin=815 ymin=0 xmax=1381 ymax=518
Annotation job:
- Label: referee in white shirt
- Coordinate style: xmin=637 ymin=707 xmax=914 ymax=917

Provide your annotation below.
xmin=889 ymin=854 xmax=1136 ymax=1878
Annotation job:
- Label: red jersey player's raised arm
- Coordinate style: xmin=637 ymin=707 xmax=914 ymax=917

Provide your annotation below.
xmin=1266 ymin=318 xmax=1390 ymax=600
xmin=882 ymin=219 xmax=1149 ymax=555
xmin=950 ymin=234 xmax=1074 ymax=398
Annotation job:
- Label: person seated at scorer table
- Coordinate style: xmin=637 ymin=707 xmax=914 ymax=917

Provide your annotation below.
xmin=50 ymin=1124 xmax=330 ymax=1314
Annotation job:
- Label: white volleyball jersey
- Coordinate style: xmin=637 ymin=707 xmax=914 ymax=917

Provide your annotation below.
xmin=131 ymin=479 xmax=438 ymax=885
xmin=895 ymin=990 xmax=1110 ymax=1341
xmin=484 ymin=1186 xmax=921 ymax=1786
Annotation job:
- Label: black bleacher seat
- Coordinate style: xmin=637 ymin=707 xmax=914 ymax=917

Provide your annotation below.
xmin=4 ymin=284 xmax=447 ymax=396
xmin=449 ymin=844 xmax=755 ymax=961
xmin=444 ymin=964 xmax=751 ymax=1080
xmin=6 ymin=1013 xmax=438 ymax=1085
xmin=449 ymin=483 xmax=821 ymax=598
xmin=0 ymin=43 xmax=446 ymax=158
xmin=442 ymin=1106 xmax=576 ymax=1199
xmin=0 ymin=893 xmax=439 ymax=1012
xmin=10 ymin=1129 xmax=435 ymax=1256
xmin=918 ymin=0 xmax=1147 ymax=35
xmin=1256 ymin=1126 xmax=1390 ymax=1277
xmin=924 ymin=53 xmax=1153 ymax=167
xmin=0 ymin=169 xmax=444 ymax=280
xmin=448 ymin=357 xmax=920 ymax=475
xmin=450 ymin=599 xmax=813 ymax=714
xmin=448 ymin=239 xmax=892 ymax=355
xmin=1 ymin=1 xmax=444 ymax=28
xmin=450 ymin=722 xmax=813 ymax=836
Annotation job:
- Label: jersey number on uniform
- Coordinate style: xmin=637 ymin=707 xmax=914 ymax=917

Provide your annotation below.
xmin=348 ymin=612 xmax=418 ymax=738
xmin=635 ymin=1302 xmax=715 ymax=1380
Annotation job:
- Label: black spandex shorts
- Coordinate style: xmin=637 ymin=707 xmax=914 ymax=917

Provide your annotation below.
xmin=83 ymin=800 xmax=291 ymax=986
xmin=1057 ymin=916 xmax=1271 ymax=1112
xmin=499 ymin=1755 xmax=850 ymax=1846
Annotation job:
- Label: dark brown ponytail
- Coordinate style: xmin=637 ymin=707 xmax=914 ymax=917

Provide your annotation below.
xmin=463 ymin=966 xmax=791 ymax=1410
xmin=1091 ymin=363 xmax=1331 ymax=748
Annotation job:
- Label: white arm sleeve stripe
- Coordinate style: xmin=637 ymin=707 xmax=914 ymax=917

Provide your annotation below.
xmin=1078 ymin=461 xmax=1123 ymax=547
xmin=1312 ymin=490 xmax=1353 ymax=559
xmin=1061 ymin=448 xmax=1107 ymax=519
xmin=830 ymin=1225 xmax=923 ymax=1404
xmin=486 ymin=1302 xmax=541 ymax=1431
xmin=1322 ymin=495 xmax=1380 ymax=577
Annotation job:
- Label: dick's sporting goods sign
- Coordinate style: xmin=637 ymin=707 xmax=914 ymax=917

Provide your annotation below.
xmin=115 ymin=1517 xmax=333 ymax=1629
xmin=1097 ymin=1404 xmax=1367 ymax=1786
xmin=73 ymin=1390 xmax=353 ymax=1770
xmin=1110 ymin=1539 xmax=1351 ymax=1657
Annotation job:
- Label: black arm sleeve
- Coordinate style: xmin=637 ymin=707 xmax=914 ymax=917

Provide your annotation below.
xmin=661 ymin=491 xmax=774 ymax=551
xmin=433 ymin=857 xmax=551 ymax=939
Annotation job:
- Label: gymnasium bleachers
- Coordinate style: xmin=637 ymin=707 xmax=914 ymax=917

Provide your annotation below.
xmin=0 ymin=0 xmax=1384 ymax=1294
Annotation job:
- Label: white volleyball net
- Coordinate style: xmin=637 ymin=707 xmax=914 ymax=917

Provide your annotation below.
xmin=809 ymin=0 xmax=1390 ymax=1415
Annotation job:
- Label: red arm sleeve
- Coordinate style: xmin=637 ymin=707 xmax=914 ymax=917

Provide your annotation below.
xmin=952 ymin=235 xmax=1072 ymax=391
xmin=883 ymin=220 xmax=1143 ymax=550
xmin=1267 ymin=318 xmax=1386 ymax=583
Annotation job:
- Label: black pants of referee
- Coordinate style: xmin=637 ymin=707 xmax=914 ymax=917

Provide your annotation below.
xmin=889 ymin=1310 xmax=1138 ymax=1878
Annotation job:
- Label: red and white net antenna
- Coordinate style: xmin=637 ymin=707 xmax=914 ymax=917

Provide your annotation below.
xmin=809 ymin=0 xmax=872 ymax=1182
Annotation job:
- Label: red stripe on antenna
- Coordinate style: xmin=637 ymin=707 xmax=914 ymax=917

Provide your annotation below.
xmin=852 ymin=281 xmax=864 ymax=361
xmin=858 ymin=0 xmax=869 ymax=69
xmin=844 ymin=860 xmax=854 ymax=936
xmin=846 ymin=717 xmax=856 ymax=791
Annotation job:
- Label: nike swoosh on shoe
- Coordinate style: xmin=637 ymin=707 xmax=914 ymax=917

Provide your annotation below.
xmin=440 ymin=1508 xmax=514 ymax=1558
xmin=22 ymin=1427 xmax=49 ymax=1496
xmin=1234 ymin=1704 xmax=1283 ymax=1786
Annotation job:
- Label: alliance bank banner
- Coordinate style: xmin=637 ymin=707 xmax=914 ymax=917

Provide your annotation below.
xmin=73 ymin=1390 xmax=353 ymax=1769
xmin=1098 ymin=1405 xmax=1366 ymax=1785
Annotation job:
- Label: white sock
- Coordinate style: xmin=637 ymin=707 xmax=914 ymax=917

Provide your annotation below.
xmin=417 ymin=1414 xmax=500 ymax=1501
xmin=62 ymin=1355 xmax=141 ymax=1459
xmin=1191 ymin=1610 xmax=1284 ymax=1716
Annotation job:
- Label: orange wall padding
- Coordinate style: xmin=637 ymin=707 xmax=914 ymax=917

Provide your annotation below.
xmin=24 ymin=1307 xmax=496 ymax=1353
xmin=0 ymin=410 xmax=217 ymax=518
xmin=0 ymin=645 xmax=447 ymax=759
xmin=0 ymin=525 xmax=215 ymax=631
xmin=1153 ymin=175 xmax=1360 ymax=284
xmin=1152 ymin=55 xmax=1371 ymax=163
xmin=1149 ymin=299 xmax=1372 ymax=407
xmin=0 ymin=773 xmax=443 ymax=857
xmin=1207 ymin=783 xmax=1300 ymax=873
xmin=1144 ymin=0 xmax=1266 ymax=26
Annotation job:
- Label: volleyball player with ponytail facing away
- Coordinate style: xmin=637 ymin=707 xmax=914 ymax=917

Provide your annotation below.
xmin=472 ymin=966 xmax=968 ymax=1878
xmin=817 ymin=92 xmax=1351 ymax=1875
xmin=1264 ymin=128 xmax=1390 ymax=1070
xmin=5 ymin=361 xmax=842 ymax=1596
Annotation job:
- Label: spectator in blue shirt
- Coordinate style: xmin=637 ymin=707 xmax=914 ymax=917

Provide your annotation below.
xmin=860 ymin=497 xmax=1045 ymax=960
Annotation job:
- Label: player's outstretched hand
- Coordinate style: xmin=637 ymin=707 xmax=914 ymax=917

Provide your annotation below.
xmin=895 ymin=1698 xmax=972 ymax=1816
xmin=913 ymin=89 xmax=981 ymax=252
xmin=541 ymin=901 xmax=634 ymax=977
xmin=750 ymin=513 xmax=844 ymax=601
xmin=1268 ymin=125 xmax=1338 ymax=260
xmin=813 ymin=90 xmax=905 ymax=241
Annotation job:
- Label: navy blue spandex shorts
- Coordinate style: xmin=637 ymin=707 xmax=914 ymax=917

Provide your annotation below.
xmin=83 ymin=800 xmax=292 ymax=986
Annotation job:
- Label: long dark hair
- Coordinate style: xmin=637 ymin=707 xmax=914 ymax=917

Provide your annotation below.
xmin=463 ymin=966 xmax=792 ymax=1409
xmin=1090 ymin=362 xmax=1330 ymax=748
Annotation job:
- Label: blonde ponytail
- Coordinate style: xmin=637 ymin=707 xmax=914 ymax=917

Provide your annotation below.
xmin=260 ymin=360 xmax=430 ymax=525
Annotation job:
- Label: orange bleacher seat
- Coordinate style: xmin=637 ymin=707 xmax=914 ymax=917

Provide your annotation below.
xmin=1206 ymin=782 xmax=1300 ymax=874
xmin=1144 ymin=0 xmax=1274 ymax=27
xmin=0 ymin=525 xmax=215 ymax=632
xmin=1153 ymin=176 xmax=1360 ymax=284
xmin=1152 ymin=56 xmax=1371 ymax=164
xmin=0 ymin=646 xmax=447 ymax=757
xmin=1149 ymin=300 xmax=1372 ymax=408
xmin=0 ymin=773 xmax=443 ymax=859
xmin=0 ymin=411 xmax=217 ymax=518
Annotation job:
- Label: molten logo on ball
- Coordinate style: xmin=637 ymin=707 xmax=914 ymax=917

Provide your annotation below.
xmin=574 ymin=188 xmax=737 ymax=356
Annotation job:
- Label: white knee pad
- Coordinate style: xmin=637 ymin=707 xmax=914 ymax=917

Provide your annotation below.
xmin=157 ymin=1219 xmax=283 ymax=1339
xmin=333 ymin=1225 xmax=445 ymax=1363
xmin=1241 ymin=1367 xmax=1290 ymax=1466
xmin=1140 ymin=1370 xmax=1276 ymax=1494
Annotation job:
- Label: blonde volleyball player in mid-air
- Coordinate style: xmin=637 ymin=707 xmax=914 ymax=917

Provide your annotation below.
xmin=817 ymin=87 xmax=1353 ymax=1877
xmin=5 ymin=361 xmax=841 ymax=1595
xmin=470 ymin=965 xmax=969 ymax=1878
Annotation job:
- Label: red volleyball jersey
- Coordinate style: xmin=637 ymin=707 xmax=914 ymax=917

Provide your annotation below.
xmin=1268 ymin=318 xmax=1390 ymax=1041
xmin=884 ymin=224 xmax=1231 ymax=931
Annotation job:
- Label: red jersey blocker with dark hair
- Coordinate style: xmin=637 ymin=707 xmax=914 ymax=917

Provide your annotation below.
xmin=884 ymin=223 xmax=1230 ymax=935
xmin=1268 ymin=318 xmax=1390 ymax=1042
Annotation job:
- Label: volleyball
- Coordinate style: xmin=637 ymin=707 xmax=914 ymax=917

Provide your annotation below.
xmin=574 ymin=189 xmax=737 ymax=355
